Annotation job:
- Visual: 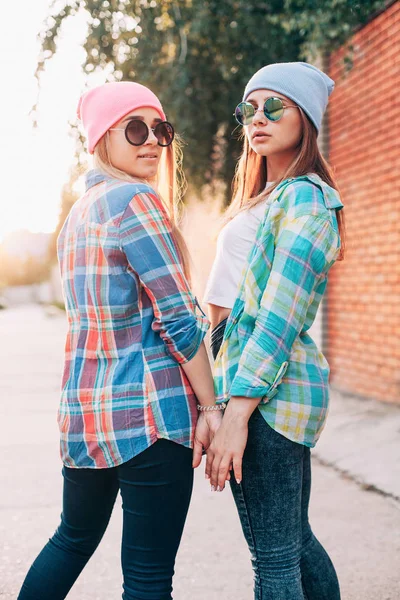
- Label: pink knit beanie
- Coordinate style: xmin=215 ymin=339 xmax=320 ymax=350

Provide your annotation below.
xmin=77 ymin=81 xmax=166 ymax=154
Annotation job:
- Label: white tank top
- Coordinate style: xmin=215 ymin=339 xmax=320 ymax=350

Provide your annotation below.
xmin=203 ymin=185 xmax=273 ymax=309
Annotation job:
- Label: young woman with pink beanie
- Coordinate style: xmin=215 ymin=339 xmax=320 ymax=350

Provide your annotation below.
xmin=18 ymin=81 xmax=223 ymax=600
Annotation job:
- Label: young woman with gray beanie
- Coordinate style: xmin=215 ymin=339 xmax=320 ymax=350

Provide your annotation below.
xmin=204 ymin=62 xmax=345 ymax=599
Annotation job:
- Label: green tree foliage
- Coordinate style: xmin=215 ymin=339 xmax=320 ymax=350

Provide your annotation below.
xmin=37 ymin=0 xmax=386 ymax=199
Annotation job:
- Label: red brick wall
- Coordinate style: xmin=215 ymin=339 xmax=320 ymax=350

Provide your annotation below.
xmin=327 ymin=1 xmax=400 ymax=403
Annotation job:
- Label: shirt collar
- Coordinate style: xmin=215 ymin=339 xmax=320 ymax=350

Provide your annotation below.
xmin=85 ymin=169 xmax=111 ymax=191
xmin=305 ymin=173 xmax=344 ymax=210
xmin=277 ymin=173 xmax=344 ymax=210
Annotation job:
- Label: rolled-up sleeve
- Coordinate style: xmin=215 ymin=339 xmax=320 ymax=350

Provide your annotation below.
xmin=119 ymin=191 xmax=209 ymax=363
xmin=229 ymin=214 xmax=340 ymax=399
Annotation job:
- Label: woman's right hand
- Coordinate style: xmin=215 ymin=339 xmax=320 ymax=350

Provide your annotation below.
xmin=192 ymin=410 xmax=223 ymax=468
xmin=204 ymin=409 xmax=224 ymax=437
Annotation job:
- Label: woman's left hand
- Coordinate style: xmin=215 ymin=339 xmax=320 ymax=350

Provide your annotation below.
xmin=192 ymin=410 xmax=223 ymax=468
xmin=205 ymin=410 xmax=249 ymax=491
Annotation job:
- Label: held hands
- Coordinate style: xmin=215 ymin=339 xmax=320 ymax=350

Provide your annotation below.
xmin=193 ymin=396 xmax=258 ymax=488
xmin=205 ymin=407 xmax=249 ymax=492
xmin=192 ymin=410 xmax=223 ymax=468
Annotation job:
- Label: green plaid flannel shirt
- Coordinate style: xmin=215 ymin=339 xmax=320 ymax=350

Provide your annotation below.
xmin=214 ymin=174 xmax=344 ymax=447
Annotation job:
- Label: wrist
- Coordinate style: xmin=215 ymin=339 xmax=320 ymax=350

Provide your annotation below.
xmin=225 ymin=396 xmax=260 ymax=423
xmin=196 ymin=397 xmax=217 ymax=408
xmin=197 ymin=402 xmax=226 ymax=412
xmin=204 ymin=409 xmax=223 ymax=419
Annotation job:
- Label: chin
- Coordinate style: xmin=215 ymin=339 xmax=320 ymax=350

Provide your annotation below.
xmin=251 ymin=148 xmax=271 ymax=157
xmin=142 ymin=169 xmax=158 ymax=181
xmin=250 ymin=142 xmax=273 ymax=156
xmin=129 ymin=167 xmax=158 ymax=180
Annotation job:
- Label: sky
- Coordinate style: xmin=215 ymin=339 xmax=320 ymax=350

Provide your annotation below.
xmin=0 ymin=1 xmax=92 ymax=241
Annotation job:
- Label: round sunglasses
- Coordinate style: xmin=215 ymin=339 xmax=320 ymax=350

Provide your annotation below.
xmin=109 ymin=119 xmax=175 ymax=147
xmin=234 ymin=97 xmax=299 ymax=126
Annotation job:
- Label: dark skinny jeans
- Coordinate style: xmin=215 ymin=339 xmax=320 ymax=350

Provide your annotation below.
xmin=231 ymin=410 xmax=341 ymax=600
xmin=18 ymin=439 xmax=193 ymax=600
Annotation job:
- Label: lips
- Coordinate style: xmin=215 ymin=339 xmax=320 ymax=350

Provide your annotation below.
xmin=138 ymin=154 xmax=159 ymax=159
xmin=252 ymin=131 xmax=271 ymax=140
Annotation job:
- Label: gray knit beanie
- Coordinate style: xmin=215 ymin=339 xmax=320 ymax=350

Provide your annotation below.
xmin=243 ymin=61 xmax=335 ymax=133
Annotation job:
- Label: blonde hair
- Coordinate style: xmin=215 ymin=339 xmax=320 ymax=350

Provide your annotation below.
xmin=227 ymin=110 xmax=345 ymax=260
xmin=93 ymin=131 xmax=191 ymax=279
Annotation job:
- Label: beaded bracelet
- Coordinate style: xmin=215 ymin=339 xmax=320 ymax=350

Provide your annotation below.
xmin=197 ymin=403 xmax=226 ymax=412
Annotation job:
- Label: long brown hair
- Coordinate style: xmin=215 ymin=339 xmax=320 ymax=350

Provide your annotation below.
xmin=93 ymin=132 xmax=192 ymax=279
xmin=227 ymin=110 xmax=345 ymax=260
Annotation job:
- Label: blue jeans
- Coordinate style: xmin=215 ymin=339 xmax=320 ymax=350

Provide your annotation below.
xmin=230 ymin=409 xmax=341 ymax=600
xmin=18 ymin=439 xmax=193 ymax=600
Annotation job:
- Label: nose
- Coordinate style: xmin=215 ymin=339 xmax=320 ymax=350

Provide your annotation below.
xmin=252 ymin=107 xmax=268 ymax=126
xmin=145 ymin=127 xmax=158 ymax=145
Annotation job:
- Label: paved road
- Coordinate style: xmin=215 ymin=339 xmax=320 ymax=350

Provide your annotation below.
xmin=1 ymin=306 xmax=399 ymax=600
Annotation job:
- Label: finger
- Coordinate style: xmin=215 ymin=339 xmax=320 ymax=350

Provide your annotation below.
xmin=205 ymin=447 xmax=214 ymax=480
xmin=233 ymin=455 xmax=243 ymax=485
xmin=210 ymin=454 xmax=222 ymax=489
xmin=192 ymin=438 xmax=203 ymax=469
xmin=200 ymin=430 xmax=211 ymax=452
xmin=217 ymin=459 xmax=231 ymax=490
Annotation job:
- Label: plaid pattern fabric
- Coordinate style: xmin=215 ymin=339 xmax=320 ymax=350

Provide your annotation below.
xmin=213 ymin=174 xmax=344 ymax=447
xmin=57 ymin=170 xmax=209 ymax=468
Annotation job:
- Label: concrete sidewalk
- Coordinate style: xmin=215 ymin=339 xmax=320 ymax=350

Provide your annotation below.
xmin=314 ymin=389 xmax=400 ymax=500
